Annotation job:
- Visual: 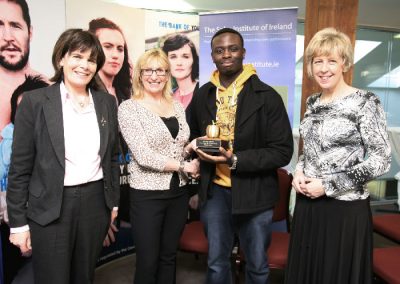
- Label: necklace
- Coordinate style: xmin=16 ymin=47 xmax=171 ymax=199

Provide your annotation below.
xmin=71 ymin=94 xmax=89 ymax=109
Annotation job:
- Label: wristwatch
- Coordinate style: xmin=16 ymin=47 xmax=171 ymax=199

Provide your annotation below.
xmin=229 ymin=154 xmax=238 ymax=170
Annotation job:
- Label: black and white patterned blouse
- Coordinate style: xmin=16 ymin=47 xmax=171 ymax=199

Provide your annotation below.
xmin=296 ymin=90 xmax=391 ymax=200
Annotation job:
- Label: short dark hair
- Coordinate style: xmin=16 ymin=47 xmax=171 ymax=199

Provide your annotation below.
xmin=50 ymin=29 xmax=105 ymax=89
xmin=89 ymin=17 xmax=132 ymax=101
xmin=162 ymin=34 xmax=199 ymax=82
xmin=6 ymin=0 xmax=31 ymax=29
xmin=11 ymin=75 xmax=48 ymax=123
xmin=211 ymin=28 xmax=244 ymax=48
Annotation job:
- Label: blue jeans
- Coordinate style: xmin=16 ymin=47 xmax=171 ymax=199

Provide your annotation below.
xmin=201 ymin=183 xmax=273 ymax=284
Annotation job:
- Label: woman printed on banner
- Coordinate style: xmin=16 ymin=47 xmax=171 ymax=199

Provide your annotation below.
xmin=89 ymin=17 xmax=133 ymax=237
xmin=88 ymin=17 xmax=132 ymax=103
xmin=118 ymin=48 xmax=199 ymax=284
xmin=162 ymin=33 xmax=200 ymax=210
xmin=285 ymin=27 xmax=391 ymax=284
xmin=162 ymin=33 xmax=199 ymax=112
xmin=7 ymin=29 xmax=120 ymax=284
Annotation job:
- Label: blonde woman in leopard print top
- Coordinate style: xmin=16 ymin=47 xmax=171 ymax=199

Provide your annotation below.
xmin=118 ymin=49 xmax=199 ymax=284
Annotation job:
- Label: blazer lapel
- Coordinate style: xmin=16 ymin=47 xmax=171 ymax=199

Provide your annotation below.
xmin=43 ymin=84 xmax=65 ymax=168
xmin=92 ymin=90 xmax=109 ymax=160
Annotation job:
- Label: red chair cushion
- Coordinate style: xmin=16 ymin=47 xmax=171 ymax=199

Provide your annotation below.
xmin=267 ymin=231 xmax=290 ymax=269
xmin=179 ymin=221 xmax=208 ymax=254
xmin=373 ymin=214 xmax=400 ymax=243
xmin=373 ymin=247 xmax=400 ymax=283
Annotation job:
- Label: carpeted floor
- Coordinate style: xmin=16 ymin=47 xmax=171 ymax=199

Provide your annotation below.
xmin=94 ymin=251 xmax=286 ymax=284
xmin=93 ymin=203 xmax=399 ymax=284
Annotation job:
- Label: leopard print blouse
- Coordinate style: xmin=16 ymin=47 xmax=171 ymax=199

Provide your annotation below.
xmin=118 ymin=99 xmax=190 ymax=190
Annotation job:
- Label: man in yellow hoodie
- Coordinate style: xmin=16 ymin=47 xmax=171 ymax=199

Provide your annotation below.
xmin=187 ymin=28 xmax=293 ymax=283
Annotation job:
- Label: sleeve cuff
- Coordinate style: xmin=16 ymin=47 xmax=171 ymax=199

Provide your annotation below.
xmin=112 ymin=207 xmax=119 ymax=211
xmin=10 ymin=225 xmax=30 ymax=233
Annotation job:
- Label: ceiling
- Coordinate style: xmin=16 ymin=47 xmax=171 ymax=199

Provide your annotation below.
xmin=184 ymin=0 xmax=400 ymax=30
xmin=105 ymin=0 xmax=400 ymax=89
xmin=108 ymin=0 xmax=400 ymax=30
xmin=181 ymin=0 xmax=400 ymax=90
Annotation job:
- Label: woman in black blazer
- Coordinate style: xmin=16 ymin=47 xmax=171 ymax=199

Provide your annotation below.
xmin=7 ymin=29 xmax=120 ymax=284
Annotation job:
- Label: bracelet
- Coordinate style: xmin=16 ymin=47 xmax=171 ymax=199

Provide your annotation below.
xmin=229 ymin=154 xmax=238 ymax=170
xmin=178 ymin=160 xmax=185 ymax=173
xmin=179 ymin=160 xmax=189 ymax=179
xmin=182 ymin=149 xmax=191 ymax=158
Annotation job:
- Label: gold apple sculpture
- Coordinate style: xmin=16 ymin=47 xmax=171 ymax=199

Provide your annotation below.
xmin=197 ymin=121 xmax=228 ymax=153
xmin=206 ymin=121 xmax=220 ymax=138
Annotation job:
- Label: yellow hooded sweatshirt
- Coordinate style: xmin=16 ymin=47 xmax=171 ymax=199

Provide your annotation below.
xmin=210 ymin=64 xmax=257 ymax=187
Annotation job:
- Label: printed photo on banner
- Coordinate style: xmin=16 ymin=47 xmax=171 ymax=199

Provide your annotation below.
xmin=199 ymin=8 xmax=298 ymax=125
xmin=1 ymin=0 xmax=63 ymax=216
xmin=144 ymin=10 xmax=199 ymax=110
xmin=1 ymin=1 xmax=64 ymax=282
xmin=65 ymin=0 xmax=144 ymax=264
xmin=66 ymin=0 xmax=142 ymax=228
xmin=0 ymin=0 xmax=63 ymax=140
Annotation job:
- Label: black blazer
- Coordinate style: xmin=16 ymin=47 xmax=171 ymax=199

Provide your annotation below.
xmin=188 ymin=75 xmax=293 ymax=214
xmin=7 ymin=83 xmax=120 ymax=227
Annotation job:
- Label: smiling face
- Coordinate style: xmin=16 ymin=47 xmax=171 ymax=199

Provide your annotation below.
xmin=60 ymin=49 xmax=97 ymax=91
xmin=167 ymin=43 xmax=193 ymax=81
xmin=0 ymin=0 xmax=31 ymax=71
xmin=312 ymin=50 xmax=345 ymax=92
xmin=141 ymin=59 xmax=168 ymax=96
xmin=211 ymin=32 xmax=245 ymax=79
xmin=96 ymin=28 xmax=124 ymax=78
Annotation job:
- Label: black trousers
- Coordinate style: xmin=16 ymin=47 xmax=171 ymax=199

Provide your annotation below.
xmin=29 ymin=180 xmax=110 ymax=284
xmin=130 ymin=188 xmax=189 ymax=284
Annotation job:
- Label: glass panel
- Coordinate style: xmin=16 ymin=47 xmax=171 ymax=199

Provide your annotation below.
xmin=353 ymin=28 xmax=399 ymax=203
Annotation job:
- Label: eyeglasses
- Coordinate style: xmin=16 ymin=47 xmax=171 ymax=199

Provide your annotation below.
xmin=141 ymin=68 xmax=168 ymax=76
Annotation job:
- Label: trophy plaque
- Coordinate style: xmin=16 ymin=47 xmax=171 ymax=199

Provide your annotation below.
xmin=196 ymin=124 xmax=229 ymax=153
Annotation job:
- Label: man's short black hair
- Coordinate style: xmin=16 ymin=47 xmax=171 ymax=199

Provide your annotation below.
xmin=211 ymin=28 xmax=244 ymax=48
xmin=10 ymin=75 xmax=48 ymax=123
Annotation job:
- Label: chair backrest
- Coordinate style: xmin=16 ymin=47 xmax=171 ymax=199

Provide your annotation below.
xmin=373 ymin=214 xmax=400 ymax=244
xmin=272 ymin=169 xmax=293 ymax=227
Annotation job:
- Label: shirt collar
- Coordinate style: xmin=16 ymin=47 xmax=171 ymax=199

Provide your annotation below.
xmin=60 ymin=81 xmax=94 ymax=107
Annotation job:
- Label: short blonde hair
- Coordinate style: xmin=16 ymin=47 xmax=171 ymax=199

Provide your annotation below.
xmin=132 ymin=48 xmax=172 ymax=100
xmin=304 ymin=27 xmax=354 ymax=78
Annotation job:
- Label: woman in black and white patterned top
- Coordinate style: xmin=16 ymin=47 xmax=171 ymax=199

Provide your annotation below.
xmin=285 ymin=28 xmax=391 ymax=284
xmin=118 ymin=49 xmax=199 ymax=284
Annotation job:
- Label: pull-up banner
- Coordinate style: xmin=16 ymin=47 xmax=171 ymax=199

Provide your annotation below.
xmin=199 ymin=8 xmax=297 ymax=125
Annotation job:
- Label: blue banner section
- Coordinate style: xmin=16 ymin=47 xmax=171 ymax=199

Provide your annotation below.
xmin=97 ymin=226 xmax=135 ymax=267
xmin=199 ymin=8 xmax=297 ymax=125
